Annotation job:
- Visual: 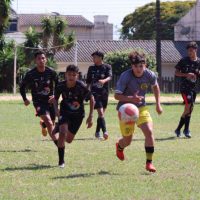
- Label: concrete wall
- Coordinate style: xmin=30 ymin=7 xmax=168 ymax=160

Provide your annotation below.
xmin=174 ymin=1 xmax=200 ymax=41
xmin=162 ymin=63 xmax=176 ymax=78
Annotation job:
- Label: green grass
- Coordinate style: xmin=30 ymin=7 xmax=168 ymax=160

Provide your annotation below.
xmin=0 ymin=101 xmax=200 ymax=200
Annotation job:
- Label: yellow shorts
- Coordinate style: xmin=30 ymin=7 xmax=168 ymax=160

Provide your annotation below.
xmin=119 ymin=106 xmax=152 ymax=137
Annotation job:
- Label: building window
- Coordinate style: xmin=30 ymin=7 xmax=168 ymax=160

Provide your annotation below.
xmin=7 ymin=19 xmax=18 ymax=32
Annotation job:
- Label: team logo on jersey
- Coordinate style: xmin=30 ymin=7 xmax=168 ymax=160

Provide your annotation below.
xmin=187 ymin=95 xmax=191 ymax=100
xmin=101 ymin=74 xmax=105 ymax=78
xmin=140 ymin=83 xmax=148 ymax=90
xmin=47 ymin=80 xmax=50 ymax=84
xmin=68 ymin=101 xmax=80 ymax=110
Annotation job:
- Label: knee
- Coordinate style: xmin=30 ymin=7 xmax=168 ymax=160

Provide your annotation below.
xmin=66 ymin=138 xmax=73 ymax=144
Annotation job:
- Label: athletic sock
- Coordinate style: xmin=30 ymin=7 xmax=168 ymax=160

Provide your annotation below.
xmin=118 ymin=143 xmax=124 ymax=151
xmin=96 ymin=117 xmax=101 ymax=133
xmin=58 ymin=147 xmax=65 ymax=165
xmin=176 ymin=117 xmax=185 ymax=131
xmin=53 ymin=140 xmax=58 ymax=147
xmin=145 ymin=146 xmax=154 ymax=163
xmin=42 ymin=122 xmax=47 ymax=128
xmin=99 ymin=117 xmax=107 ymax=133
xmin=184 ymin=116 xmax=191 ymax=131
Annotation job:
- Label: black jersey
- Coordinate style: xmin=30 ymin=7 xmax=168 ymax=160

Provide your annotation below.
xmin=20 ymin=67 xmax=58 ymax=104
xmin=175 ymin=57 xmax=200 ymax=92
xmin=86 ymin=64 xmax=112 ymax=97
xmin=55 ymin=80 xmax=92 ymax=117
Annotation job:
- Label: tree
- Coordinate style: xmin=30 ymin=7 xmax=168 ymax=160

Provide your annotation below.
xmin=0 ymin=41 xmax=26 ymax=92
xmin=104 ymin=49 xmax=156 ymax=76
xmin=121 ymin=1 xmax=195 ymax=40
xmin=0 ymin=0 xmax=12 ymax=50
xmin=24 ymin=16 xmax=75 ymax=67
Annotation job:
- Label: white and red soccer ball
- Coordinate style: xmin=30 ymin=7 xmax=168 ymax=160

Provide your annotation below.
xmin=118 ymin=103 xmax=139 ymax=124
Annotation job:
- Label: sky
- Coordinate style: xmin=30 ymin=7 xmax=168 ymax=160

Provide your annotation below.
xmin=11 ymin=0 xmax=191 ymax=38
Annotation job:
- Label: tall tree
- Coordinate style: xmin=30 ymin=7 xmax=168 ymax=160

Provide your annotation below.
xmin=121 ymin=1 xmax=195 ymax=40
xmin=0 ymin=0 xmax=12 ymax=50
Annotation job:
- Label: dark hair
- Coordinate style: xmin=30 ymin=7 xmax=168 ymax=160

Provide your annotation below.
xmin=34 ymin=50 xmax=46 ymax=58
xmin=66 ymin=65 xmax=79 ymax=73
xmin=91 ymin=51 xmax=104 ymax=59
xmin=187 ymin=41 xmax=198 ymax=49
xmin=128 ymin=51 xmax=146 ymax=64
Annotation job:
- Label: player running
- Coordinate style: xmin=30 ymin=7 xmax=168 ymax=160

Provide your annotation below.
xmin=115 ymin=51 xmax=162 ymax=173
xmin=20 ymin=50 xmax=58 ymax=145
xmin=175 ymin=42 xmax=200 ymax=138
xmin=86 ymin=51 xmax=112 ymax=140
xmin=52 ymin=65 xmax=94 ymax=168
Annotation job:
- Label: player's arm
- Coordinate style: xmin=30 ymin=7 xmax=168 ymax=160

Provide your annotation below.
xmin=175 ymin=60 xmax=196 ymax=79
xmin=19 ymin=73 xmax=30 ymax=106
xmin=52 ymin=85 xmax=61 ymax=117
xmin=86 ymin=67 xmax=92 ymax=90
xmin=86 ymin=95 xmax=94 ymax=128
xmin=99 ymin=65 xmax=112 ymax=85
xmin=152 ymin=83 xmax=162 ymax=115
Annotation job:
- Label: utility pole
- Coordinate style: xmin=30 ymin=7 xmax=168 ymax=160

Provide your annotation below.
xmin=74 ymin=40 xmax=78 ymax=66
xmin=13 ymin=42 xmax=17 ymax=94
xmin=156 ymin=0 xmax=162 ymax=80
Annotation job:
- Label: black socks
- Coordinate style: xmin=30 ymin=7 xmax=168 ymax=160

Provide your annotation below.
xmin=58 ymin=147 xmax=65 ymax=165
xmin=176 ymin=117 xmax=185 ymax=131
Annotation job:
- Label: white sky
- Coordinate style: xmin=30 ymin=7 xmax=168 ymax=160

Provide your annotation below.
xmin=12 ymin=0 xmax=194 ymax=38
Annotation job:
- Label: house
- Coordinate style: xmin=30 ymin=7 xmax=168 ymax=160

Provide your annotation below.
xmin=174 ymin=0 xmax=200 ymax=41
xmin=54 ymin=40 xmax=200 ymax=78
xmin=18 ymin=13 xmax=113 ymax=40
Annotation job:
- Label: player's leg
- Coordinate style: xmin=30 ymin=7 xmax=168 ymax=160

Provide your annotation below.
xmin=139 ymin=122 xmax=156 ymax=172
xmin=58 ymin=123 xmax=67 ymax=168
xmin=116 ymin=120 xmax=135 ymax=161
xmin=65 ymin=116 xmax=83 ymax=143
xmin=137 ymin=106 xmax=156 ymax=172
xmin=40 ymin=114 xmax=57 ymax=143
xmin=175 ymin=92 xmax=191 ymax=137
xmin=183 ymin=92 xmax=196 ymax=138
xmin=96 ymin=98 xmax=108 ymax=140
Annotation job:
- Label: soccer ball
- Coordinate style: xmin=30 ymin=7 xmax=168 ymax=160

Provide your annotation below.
xmin=118 ymin=103 xmax=139 ymax=124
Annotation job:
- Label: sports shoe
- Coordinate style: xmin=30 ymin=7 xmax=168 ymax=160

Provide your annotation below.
xmin=183 ymin=130 xmax=191 ymax=138
xmin=58 ymin=162 xmax=65 ymax=168
xmin=175 ymin=129 xmax=181 ymax=137
xmin=95 ymin=132 xmax=100 ymax=139
xmin=40 ymin=120 xmax=47 ymax=137
xmin=146 ymin=162 xmax=156 ymax=173
xmin=116 ymin=143 xmax=124 ymax=161
xmin=103 ymin=132 xmax=108 ymax=140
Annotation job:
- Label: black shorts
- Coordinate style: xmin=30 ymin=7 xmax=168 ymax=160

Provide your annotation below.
xmin=33 ymin=103 xmax=56 ymax=121
xmin=94 ymin=95 xmax=108 ymax=109
xmin=181 ymin=91 xmax=196 ymax=105
xmin=58 ymin=114 xmax=84 ymax=135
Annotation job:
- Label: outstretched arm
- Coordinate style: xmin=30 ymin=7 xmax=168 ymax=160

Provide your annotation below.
xmin=152 ymin=83 xmax=162 ymax=115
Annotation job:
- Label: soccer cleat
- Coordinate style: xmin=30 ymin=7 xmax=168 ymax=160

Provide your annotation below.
xmin=175 ymin=129 xmax=181 ymax=138
xmin=116 ymin=143 xmax=125 ymax=161
xmin=40 ymin=120 xmax=47 ymax=137
xmin=103 ymin=132 xmax=108 ymax=140
xmin=146 ymin=162 xmax=156 ymax=173
xmin=183 ymin=130 xmax=191 ymax=138
xmin=95 ymin=132 xmax=100 ymax=139
xmin=58 ymin=162 xmax=65 ymax=168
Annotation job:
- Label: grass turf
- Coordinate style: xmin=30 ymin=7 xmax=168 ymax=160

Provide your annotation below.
xmin=0 ymin=101 xmax=200 ymax=200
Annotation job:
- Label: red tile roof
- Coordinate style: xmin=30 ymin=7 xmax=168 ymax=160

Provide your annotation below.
xmin=18 ymin=14 xmax=94 ymax=27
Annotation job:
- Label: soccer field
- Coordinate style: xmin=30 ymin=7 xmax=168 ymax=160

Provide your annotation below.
xmin=0 ymin=101 xmax=200 ymax=200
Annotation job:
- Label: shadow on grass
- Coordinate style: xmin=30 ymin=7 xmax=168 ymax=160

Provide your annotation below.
xmin=0 ymin=149 xmax=37 ymax=153
xmin=53 ymin=170 xmax=120 ymax=179
xmin=74 ymin=137 xmax=95 ymax=141
xmin=132 ymin=136 xmax=176 ymax=142
xmin=2 ymin=163 xmax=56 ymax=171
